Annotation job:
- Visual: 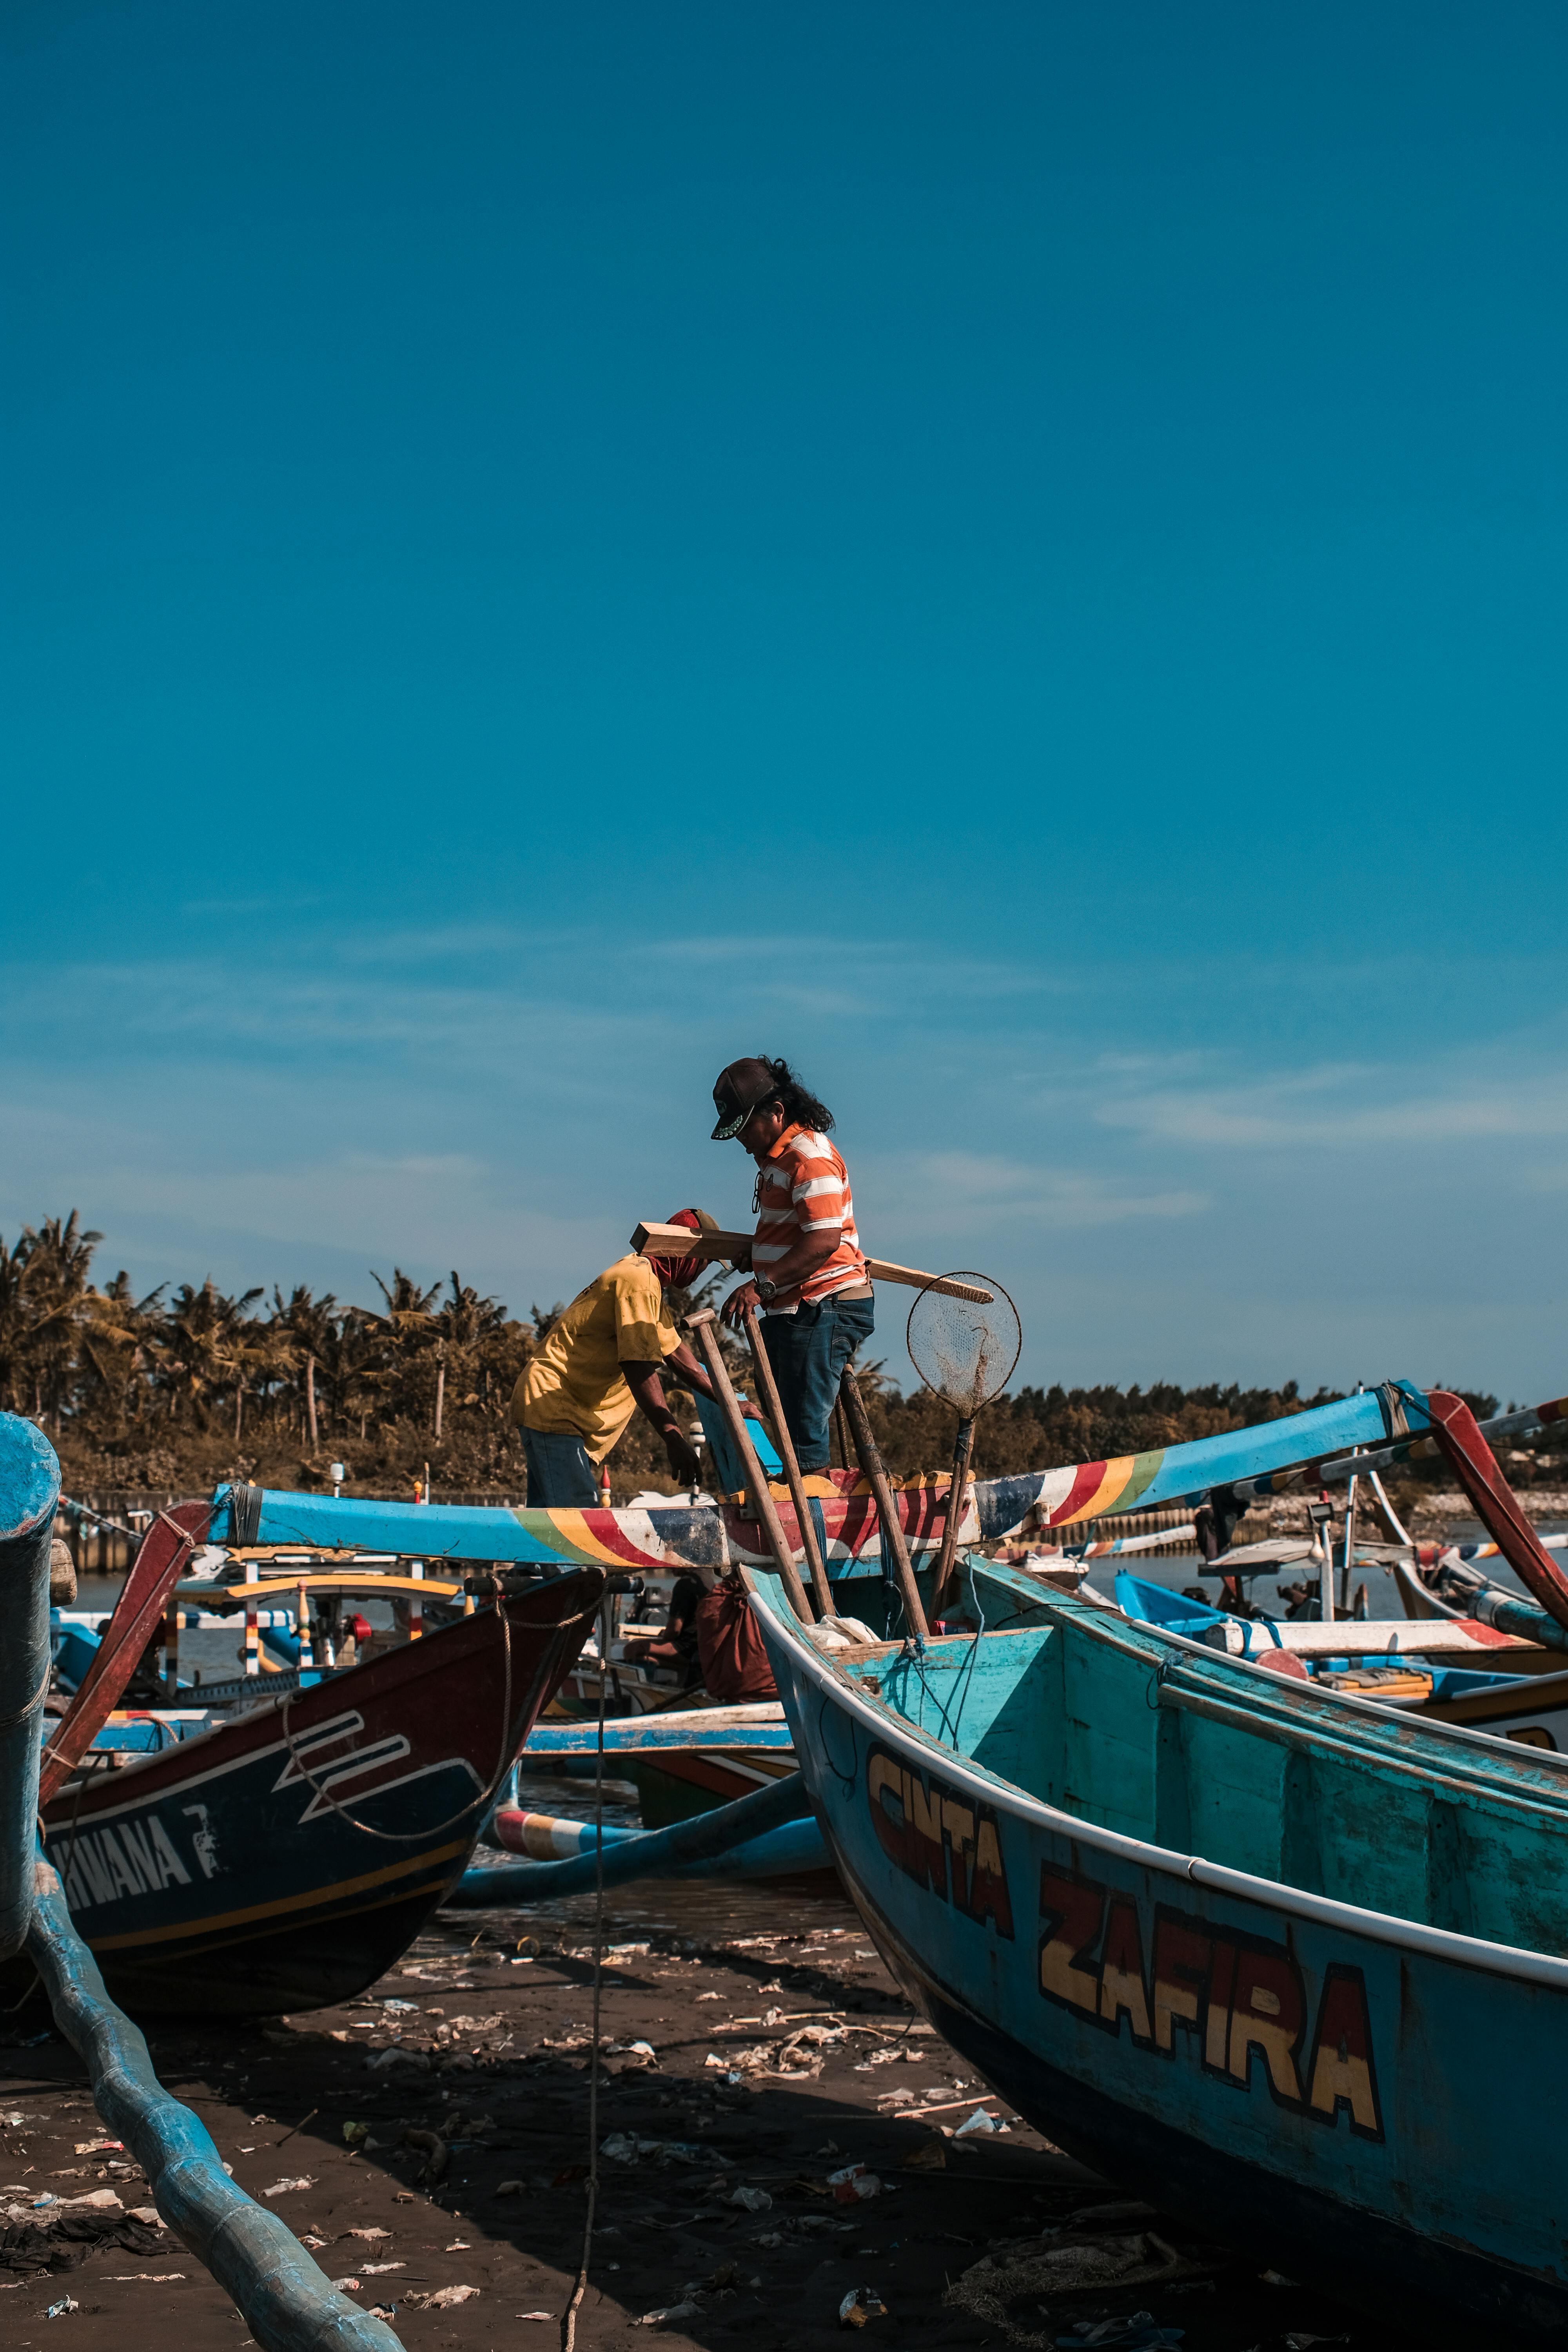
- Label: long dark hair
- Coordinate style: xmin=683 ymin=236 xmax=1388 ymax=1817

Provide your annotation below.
xmin=759 ymin=1057 xmax=835 ymax=1133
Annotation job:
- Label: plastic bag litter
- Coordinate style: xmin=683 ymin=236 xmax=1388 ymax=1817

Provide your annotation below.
xmin=600 ymin=2135 xmax=705 ymax=2167
xmin=634 ymin=2300 xmax=702 ymax=2327
xmin=405 ymin=2285 xmax=480 ymax=2309
xmin=828 ymin=2165 xmax=882 ymax=2203
xmin=839 ymin=2287 xmax=888 ymax=2328
xmin=953 ymin=2107 xmax=1009 ymax=2137
xmin=729 ymin=2185 xmax=771 ymax=2212
xmin=46 ymin=2298 xmax=79 ymax=2318
xmin=262 ymin=2177 xmax=316 ymax=2197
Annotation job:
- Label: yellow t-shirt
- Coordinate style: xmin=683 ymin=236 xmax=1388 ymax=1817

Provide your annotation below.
xmin=512 ymin=1256 xmax=679 ymax=1464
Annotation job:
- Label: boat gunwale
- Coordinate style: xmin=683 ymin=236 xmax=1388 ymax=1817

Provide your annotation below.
xmin=959 ymin=1562 xmax=1568 ymax=1778
xmin=752 ymin=1587 xmax=1568 ymax=1994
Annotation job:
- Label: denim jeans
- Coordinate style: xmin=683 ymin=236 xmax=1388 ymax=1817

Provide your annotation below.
xmin=760 ymin=1294 xmax=876 ymax=1472
xmin=522 ymin=1425 xmax=601 ymax=1508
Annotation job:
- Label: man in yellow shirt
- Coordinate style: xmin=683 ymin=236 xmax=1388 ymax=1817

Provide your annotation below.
xmin=512 ymin=1209 xmax=749 ymax=1507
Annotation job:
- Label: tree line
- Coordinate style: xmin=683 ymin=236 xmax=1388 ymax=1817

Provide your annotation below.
xmin=2 ymin=1209 xmax=1405 ymax=1499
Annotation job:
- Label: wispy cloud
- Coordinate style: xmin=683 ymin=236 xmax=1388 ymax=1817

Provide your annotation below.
xmin=1096 ymin=1061 xmax=1568 ymax=1150
xmin=906 ymin=1151 xmax=1210 ymax=1229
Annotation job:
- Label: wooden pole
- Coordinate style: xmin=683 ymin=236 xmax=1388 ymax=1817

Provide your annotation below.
xmin=838 ymin=1367 xmax=930 ymax=1640
xmin=685 ymin=1311 xmax=815 ymax=1625
xmin=931 ymin=1415 xmax=976 ymax=1617
xmin=742 ymin=1306 xmax=833 ymax=1619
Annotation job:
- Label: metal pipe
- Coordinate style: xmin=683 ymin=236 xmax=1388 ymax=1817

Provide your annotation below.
xmin=0 ymin=1411 xmax=58 ymax=1960
xmin=26 ymin=1857 xmax=401 ymax=2352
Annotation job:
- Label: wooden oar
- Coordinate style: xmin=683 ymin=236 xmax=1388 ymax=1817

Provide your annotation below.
xmin=685 ymin=1310 xmax=815 ymax=1625
xmin=741 ymin=1304 xmax=833 ymax=1618
xmin=633 ymin=1223 xmax=993 ymax=1305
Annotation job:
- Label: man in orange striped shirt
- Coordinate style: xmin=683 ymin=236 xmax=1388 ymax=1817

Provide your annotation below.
xmin=713 ymin=1056 xmax=874 ymax=1473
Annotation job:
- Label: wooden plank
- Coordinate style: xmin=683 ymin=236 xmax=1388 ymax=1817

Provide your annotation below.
xmin=633 ymin=1221 xmax=993 ymax=1304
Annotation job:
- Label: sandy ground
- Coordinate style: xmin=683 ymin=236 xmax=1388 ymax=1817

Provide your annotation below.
xmin=0 ymin=1870 xmax=1414 ymax=2352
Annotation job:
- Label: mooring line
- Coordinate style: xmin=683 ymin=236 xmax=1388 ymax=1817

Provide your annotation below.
xmin=562 ymin=1595 xmax=610 ymax=2352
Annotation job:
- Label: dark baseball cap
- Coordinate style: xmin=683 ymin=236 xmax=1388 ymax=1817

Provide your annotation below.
xmin=711 ymin=1057 xmax=780 ymax=1140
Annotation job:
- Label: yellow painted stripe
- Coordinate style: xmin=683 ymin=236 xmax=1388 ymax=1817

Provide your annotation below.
xmin=175 ymin=1574 xmax=464 ymax=1602
xmin=73 ymin=1837 xmax=471 ymax=1952
xmin=545 ymin=1511 xmax=629 ymax=1566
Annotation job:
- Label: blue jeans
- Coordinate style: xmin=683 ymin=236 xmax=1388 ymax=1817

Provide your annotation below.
xmin=760 ymin=1294 xmax=876 ymax=1472
xmin=522 ymin=1426 xmax=601 ymax=1508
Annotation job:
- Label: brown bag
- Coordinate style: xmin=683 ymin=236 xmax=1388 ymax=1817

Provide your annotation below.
xmin=694 ymin=1575 xmax=778 ymax=1704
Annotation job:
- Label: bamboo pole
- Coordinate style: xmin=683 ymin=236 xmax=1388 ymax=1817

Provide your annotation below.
xmin=931 ymin=1416 xmax=976 ymax=1617
xmin=838 ymin=1367 xmax=930 ymax=1641
xmin=741 ymin=1306 xmax=833 ymax=1618
xmin=685 ymin=1311 xmax=815 ymax=1624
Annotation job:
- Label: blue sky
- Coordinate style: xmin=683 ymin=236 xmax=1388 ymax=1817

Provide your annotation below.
xmin=4 ymin=2 xmax=1567 ymax=1400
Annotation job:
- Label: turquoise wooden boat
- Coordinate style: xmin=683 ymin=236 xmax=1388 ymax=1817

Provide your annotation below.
xmin=751 ymin=1575 xmax=1568 ymax=2341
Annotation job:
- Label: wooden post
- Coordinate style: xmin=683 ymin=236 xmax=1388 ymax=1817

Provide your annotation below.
xmin=685 ymin=1311 xmax=815 ymax=1625
xmin=931 ymin=1416 xmax=976 ymax=1617
xmin=163 ymin=1595 xmax=180 ymax=1699
xmin=742 ymin=1306 xmax=833 ymax=1619
xmin=838 ymin=1368 xmax=930 ymax=1640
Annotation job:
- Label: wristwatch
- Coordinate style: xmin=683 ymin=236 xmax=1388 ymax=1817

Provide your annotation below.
xmin=754 ymin=1275 xmax=779 ymax=1303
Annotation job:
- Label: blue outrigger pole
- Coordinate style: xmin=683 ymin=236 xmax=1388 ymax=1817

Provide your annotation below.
xmin=1 ymin=1414 xmax=401 ymax=2352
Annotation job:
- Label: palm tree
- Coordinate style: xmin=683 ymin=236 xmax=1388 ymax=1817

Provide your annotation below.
xmin=0 ymin=1212 xmax=103 ymax=1425
xmin=369 ymin=1269 xmax=441 ymax=1431
xmin=270 ymin=1285 xmax=340 ymax=1451
xmin=152 ymin=1279 xmax=265 ymax=1433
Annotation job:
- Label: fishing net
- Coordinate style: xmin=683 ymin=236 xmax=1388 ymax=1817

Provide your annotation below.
xmin=906 ymin=1275 xmax=1021 ymax=1419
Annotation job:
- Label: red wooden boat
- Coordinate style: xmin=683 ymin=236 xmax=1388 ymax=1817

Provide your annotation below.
xmin=23 ymin=1569 xmax=604 ymax=2017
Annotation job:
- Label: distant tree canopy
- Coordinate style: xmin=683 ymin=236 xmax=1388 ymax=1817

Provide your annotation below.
xmin=3 ymin=1208 xmax=1452 ymax=1501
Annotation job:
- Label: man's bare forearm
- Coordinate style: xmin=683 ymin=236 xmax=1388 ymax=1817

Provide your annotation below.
xmin=624 ymin=1362 xmax=681 ymax=1435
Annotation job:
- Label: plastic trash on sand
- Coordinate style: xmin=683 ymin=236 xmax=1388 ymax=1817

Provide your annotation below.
xmin=828 ymin=2164 xmax=882 ymax=2203
xmin=838 ymin=2287 xmax=888 ymax=2328
xmin=634 ymin=2300 xmax=703 ymax=2327
xmin=1054 ymin=2318 xmax=1184 ymax=2350
xmin=952 ymin=2106 xmax=1009 ymax=2137
xmin=600 ymin=2134 xmax=704 ymax=2167
xmin=729 ymin=2185 xmax=771 ymax=2212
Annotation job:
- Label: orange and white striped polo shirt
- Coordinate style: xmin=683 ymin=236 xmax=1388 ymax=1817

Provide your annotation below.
xmin=751 ymin=1123 xmax=869 ymax=1311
